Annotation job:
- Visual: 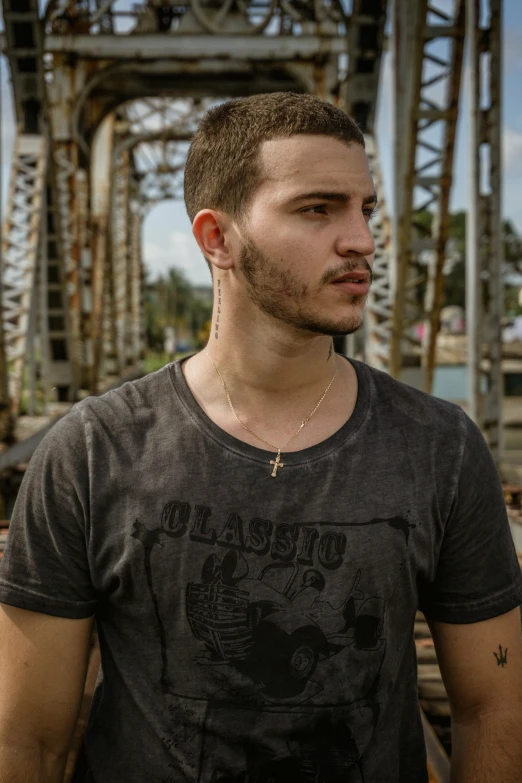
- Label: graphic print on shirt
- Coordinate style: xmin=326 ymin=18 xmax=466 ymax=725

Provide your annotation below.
xmin=186 ymin=549 xmax=383 ymax=703
xmin=132 ymin=501 xmax=415 ymax=782
xmin=200 ymin=703 xmax=372 ymax=783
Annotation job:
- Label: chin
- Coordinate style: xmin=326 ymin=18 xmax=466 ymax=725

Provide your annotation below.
xmin=300 ymin=315 xmax=364 ymax=337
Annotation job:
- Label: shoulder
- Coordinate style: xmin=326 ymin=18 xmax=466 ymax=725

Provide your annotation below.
xmin=72 ymin=363 xmax=176 ymax=437
xmin=19 ymin=364 xmax=179 ymax=485
xmin=356 ymin=359 xmax=467 ymax=435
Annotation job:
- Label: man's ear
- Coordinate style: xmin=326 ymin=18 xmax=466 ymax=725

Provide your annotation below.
xmin=192 ymin=209 xmax=235 ymax=272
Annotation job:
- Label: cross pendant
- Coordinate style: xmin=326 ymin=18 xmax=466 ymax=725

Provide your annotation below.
xmin=270 ymin=449 xmax=284 ymax=477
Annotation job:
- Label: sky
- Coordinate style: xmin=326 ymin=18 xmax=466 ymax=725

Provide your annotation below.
xmin=1 ymin=1 xmax=522 ymax=287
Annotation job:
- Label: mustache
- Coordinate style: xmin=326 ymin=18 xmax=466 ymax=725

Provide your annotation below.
xmin=321 ymin=258 xmax=373 ymax=286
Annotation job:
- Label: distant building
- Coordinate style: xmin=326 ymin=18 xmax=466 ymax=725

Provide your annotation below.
xmin=440 ymin=306 xmax=465 ymax=335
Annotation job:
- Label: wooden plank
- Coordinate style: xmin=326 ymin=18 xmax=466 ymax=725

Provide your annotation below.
xmin=422 ymin=708 xmax=450 ymax=783
xmin=414 ymin=621 xmax=432 ymax=638
xmin=416 ymin=646 xmax=438 ymax=664
xmin=420 ymin=699 xmax=452 ymax=717
xmin=419 ymin=682 xmax=449 ymax=699
xmin=417 ymin=664 xmax=442 ymax=681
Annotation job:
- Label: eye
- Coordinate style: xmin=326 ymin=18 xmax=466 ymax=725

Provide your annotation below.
xmin=364 ymin=206 xmax=379 ymax=220
xmin=302 ymin=204 xmax=328 ymax=215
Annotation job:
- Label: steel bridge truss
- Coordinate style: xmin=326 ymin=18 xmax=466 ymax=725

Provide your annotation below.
xmin=390 ymin=0 xmax=466 ymax=385
xmin=0 ymin=0 xmax=506 ymax=467
xmin=1 ymin=134 xmax=47 ymax=415
xmin=467 ymin=0 xmax=503 ymax=461
xmin=363 ymin=134 xmax=394 ymax=372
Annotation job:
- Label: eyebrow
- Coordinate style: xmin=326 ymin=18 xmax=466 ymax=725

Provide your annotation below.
xmin=288 ymin=191 xmax=378 ymax=206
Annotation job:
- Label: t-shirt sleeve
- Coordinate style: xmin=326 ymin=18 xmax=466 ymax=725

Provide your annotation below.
xmin=0 ymin=405 xmax=97 ymax=619
xmin=420 ymin=409 xmax=522 ymax=624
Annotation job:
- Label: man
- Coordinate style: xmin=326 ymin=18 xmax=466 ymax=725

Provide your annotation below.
xmin=0 ymin=92 xmax=521 ymax=783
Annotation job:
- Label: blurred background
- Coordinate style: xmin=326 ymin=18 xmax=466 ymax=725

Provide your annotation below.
xmin=0 ymin=2 xmax=521 ymax=778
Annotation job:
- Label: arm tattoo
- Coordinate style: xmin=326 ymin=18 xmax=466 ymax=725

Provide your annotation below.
xmin=493 ymin=644 xmax=508 ymax=667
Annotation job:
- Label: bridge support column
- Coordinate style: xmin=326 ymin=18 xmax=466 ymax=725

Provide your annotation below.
xmin=466 ymin=0 xmax=503 ymax=463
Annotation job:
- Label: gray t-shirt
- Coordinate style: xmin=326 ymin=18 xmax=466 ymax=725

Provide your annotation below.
xmin=1 ymin=356 xmax=521 ymax=783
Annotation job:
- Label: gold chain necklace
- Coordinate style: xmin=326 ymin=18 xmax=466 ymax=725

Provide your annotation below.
xmin=206 ymin=351 xmax=338 ymax=477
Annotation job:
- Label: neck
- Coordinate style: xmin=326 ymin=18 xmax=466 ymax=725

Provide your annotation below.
xmin=181 ymin=275 xmax=359 ymax=453
xmin=205 ymin=278 xmax=339 ymax=397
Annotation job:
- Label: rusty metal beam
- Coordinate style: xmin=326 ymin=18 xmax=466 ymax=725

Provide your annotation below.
xmin=128 ymin=201 xmax=144 ymax=369
xmin=422 ymin=1 xmax=466 ymax=393
xmin=344 ymin=0 xmax=388 ymax=134
xmin=390 ymin=0 xmax=465 ymax=386
xmin=390 ymin=0 xmax=426 ymax=377
xmin=0 ymin=0 xmax=46 ymax=133
xmin=1 ymin=33 xmax=348 ymax=60
xmin=0 ymin=133 xmax=47 ymax=415
xmin=363 ymin=134 xmax=394 ymax=372
xmin=110 ymin=136 xmax=131 ymax=372
xmin=44 ymin=155 xmax=78 ymax=401
xmin=89 ymin=114 xmax=115 ymax=392
xmin=466 ymin=0 xmax=503 ymax=462
xmin=51 ymin=144 xmax=85 ymax=390
xmin=0 ymin=0 xmax=385 ymax=436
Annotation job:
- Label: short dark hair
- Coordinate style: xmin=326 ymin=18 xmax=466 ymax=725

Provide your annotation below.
xmin=184 ymin=92 xmax=365 ymax=225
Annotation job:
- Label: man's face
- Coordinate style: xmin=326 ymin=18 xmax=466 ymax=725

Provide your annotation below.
xmin=235 ymin=134 xmax=377 ymax=336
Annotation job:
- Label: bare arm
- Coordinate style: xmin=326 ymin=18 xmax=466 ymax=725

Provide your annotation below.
xmin=450 ymin=708 xmax=522 ymax=783
xmin=428 ymin=606 xmax=522 ymax=782
xmin=0 ymin=603 xmax=94 ymax=783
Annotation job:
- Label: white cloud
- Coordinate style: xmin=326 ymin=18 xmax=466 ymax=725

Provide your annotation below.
xmin=142 ymin=229 xmax=211 ymax=286
xmin=504 ymin=127 xmax=522 ymax=172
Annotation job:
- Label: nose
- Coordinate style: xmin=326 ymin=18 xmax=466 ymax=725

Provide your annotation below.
xmin=336 ymin=212 xmax=376 ymax=260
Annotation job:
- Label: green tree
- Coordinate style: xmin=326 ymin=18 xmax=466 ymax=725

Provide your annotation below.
xmin=144 ymin=267 xmax=213 ymax=352
xmin=435 ymin=212 xmax=522 ymax=314
xmin=442 ymin=211 xmax=466 ymax=308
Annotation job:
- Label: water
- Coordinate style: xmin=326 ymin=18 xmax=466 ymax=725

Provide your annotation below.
xmin=399 ymin=364 xmax=486 ymax=402
xmin=398 ymin=364 xmax=522 ymax=454
xmin=431 ymin=365 xmax=486 ymax=401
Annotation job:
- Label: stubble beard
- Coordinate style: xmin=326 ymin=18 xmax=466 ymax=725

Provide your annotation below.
xmin=238 ymin=237 xmax=367 ymax=337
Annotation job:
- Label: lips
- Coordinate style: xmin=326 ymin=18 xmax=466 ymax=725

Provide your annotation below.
xmin=330 ymin=270 xmax=371 ymax=296
xmin=331 ymin=271 xmax=371 ymax=284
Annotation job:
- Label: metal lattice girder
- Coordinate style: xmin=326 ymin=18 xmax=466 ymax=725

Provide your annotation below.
xmin=0 ymin=0 xmax=392 ymax=408
xmin=420 ymin=1 xmax=466 ymax=392
xmin=0 ymin=133 xmax=46 ymax=412
xmin=101 ymin=240 xmax=118 ymax=379
xmin=45 ymin=48 xmax=95 ymax=391
xmin=52 ymin=143 xmax=85 ymax=389
xmin=391 ymin=0 xmax=465 ymax=385
xmin=1 ymin=0 xmax=46 ymax=133
xmin=128 ymin=192 xmax=144 ymax=367
xmin=38 ymin=153 xmax=79 ymax=401
xmin=344 ymin=0 xmax=388 ymax=134
xmin=363 ymin=134 xmax=394 ymax=372
xmin=89 ymin=114 xmax=115 ymax=391
xmin=134 ymin=140 xmax=186 ymax=205
xmin=466 ymin=0 xmax=503 ymax=463
xmin=110 ymin=138 xmax=131 ymax=372
xmin=44 ymin=0 xmax=348 ymax=36
xmin=119 ymin=98 xmax=204 ymax=205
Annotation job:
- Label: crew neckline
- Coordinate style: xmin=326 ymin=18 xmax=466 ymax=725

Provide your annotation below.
xmin=168 ymin=354 xmax=371 ymax=468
